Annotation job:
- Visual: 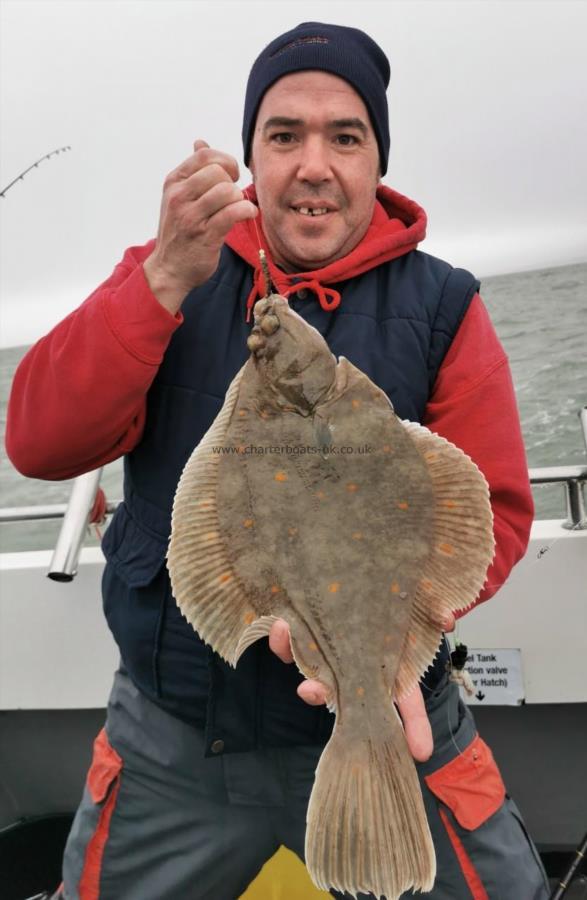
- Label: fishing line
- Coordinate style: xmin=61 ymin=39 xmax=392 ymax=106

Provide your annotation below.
xmin=242 ymin=184 xmax=276 ymax=298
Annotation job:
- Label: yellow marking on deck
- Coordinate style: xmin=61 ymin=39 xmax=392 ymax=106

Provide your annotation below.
xmin=274 ymin=471 xmax=288 ymax=482
xmin=219 ymin=572 xmax=232 ymax=584
xmin=328 ymin=582 xmax=341 ymax=593
xmin=397 ymin=501 xmax=409 ymax=510
xmin=390 ymin=582 xmax=400 ymax=594
xmin=243 ymin=519 xmax=254 ymax=528
xmin=346 ymin=483 xmax=359 ymax=493
xmin=439 ymin=543 xmax=455 ymax=556
xmin=356 ymin=686 xmax=365 ymax=698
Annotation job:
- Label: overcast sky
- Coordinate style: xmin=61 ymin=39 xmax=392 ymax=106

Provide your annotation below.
xmin=1 ymin=0 xmax=586 ymax=347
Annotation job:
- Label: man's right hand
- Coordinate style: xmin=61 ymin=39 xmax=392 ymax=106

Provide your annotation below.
xmin=143 ymin=139 xmax=258 ymax=315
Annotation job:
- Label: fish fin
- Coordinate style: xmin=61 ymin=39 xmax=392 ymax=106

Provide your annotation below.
xmin=306 ymin=707 xmax=435 ymax=898
xmin=234 ymin=615 xmax=280 ymax=665
xmin=167 ymin=364 xmax=269 ymax=666
xmin=394 ymin=420 xmax=495 ymax=699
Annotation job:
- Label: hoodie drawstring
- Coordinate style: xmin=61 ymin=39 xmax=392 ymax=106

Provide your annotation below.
xmin=245 ymin=273 xmax=341 ymax=323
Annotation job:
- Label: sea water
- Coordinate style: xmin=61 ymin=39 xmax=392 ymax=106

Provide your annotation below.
xmin=1 ymin=262 xmax=586 ymax=553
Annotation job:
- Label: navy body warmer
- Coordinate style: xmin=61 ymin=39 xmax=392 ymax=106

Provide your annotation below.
xmin=102 ymin=246 xmax=479 ymax=756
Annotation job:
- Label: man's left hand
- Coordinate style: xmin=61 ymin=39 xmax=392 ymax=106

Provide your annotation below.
xmin=269 ymin=616 xmax=455 ymax=763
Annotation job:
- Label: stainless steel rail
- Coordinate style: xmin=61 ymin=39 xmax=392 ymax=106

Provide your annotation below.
xmin=0 ymin=501 xmax=120 ymax=523
xmin=529 ymin=465 xmax=587 ymax=531
xmin=1 ymin=467 xmax=586 ymax=525
xmin=47 ymin=470 xmax=104 ymax=581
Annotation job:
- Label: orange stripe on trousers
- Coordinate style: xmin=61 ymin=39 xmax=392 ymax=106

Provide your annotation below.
xmin=78 ymin=777 xmax=121 ymax=899
xmin=439 ymin=807 xmax=489 ymax=900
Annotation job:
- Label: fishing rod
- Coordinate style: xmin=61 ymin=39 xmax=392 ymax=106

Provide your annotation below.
xmin=549 ymin=831 xmax=587 ymax=899
xmin=0 ymin=146 xmax=71 ymax=198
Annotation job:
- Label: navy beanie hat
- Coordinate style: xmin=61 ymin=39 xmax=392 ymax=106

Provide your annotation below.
xmin=242 ymin=22 xmax=391 ymax=175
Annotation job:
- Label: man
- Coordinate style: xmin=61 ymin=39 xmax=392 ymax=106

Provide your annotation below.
xmin=7 ymin=22 xmax=549 ymax=900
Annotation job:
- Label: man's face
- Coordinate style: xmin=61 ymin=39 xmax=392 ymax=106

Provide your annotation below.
xmin=249 ymin=71 xmax=380 ymax=273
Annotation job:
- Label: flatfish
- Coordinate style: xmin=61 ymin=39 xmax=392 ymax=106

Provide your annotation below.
xmin=167 ymin=294 xmax=494 ymax=899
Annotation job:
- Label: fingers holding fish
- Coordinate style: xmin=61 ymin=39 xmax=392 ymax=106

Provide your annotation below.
xmin=443 ymin=612 xmax=456 ymax=632
xmin=396 ymin=688 xmax=434 ymax=762
xmin=268 ymin=617 xmax=294 ymax=663
xmin=269 ymin=617 xmax=335 ymax=707
xmin=143 ymin=139 xmax=257 ymax=313
xmin=298 ymin=678 xmax=331 ymax=706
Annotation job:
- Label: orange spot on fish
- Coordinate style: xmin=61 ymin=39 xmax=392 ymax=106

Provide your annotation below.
xmin=243 ymin=611 xmax=255 ymax=625
xmin=238 ymin=409 xmax=248 ymax=417
xmin=351 ymin=399 xmax=361 ymax=409
xmin=270 ymin=585 xmax=281 ymax=594
xmin=397 ymin=501 xmax=409 ymax=510
xmin=315 ymin=490 xmax=326 ymax=500
xmin=390 ymin=582 xmax=400 ymax=594
xmin=352 ymin=531 xmax=363 ymax=540
xmin=346 ymin=483 xmax=359 ymax=493
xmin=274 ymin=471 xmax=288 ymax=482
xmin=408 ymin=632 xmax=417 ymax=646
xmin=383 ymin=444 xmax=392 ymax=453
xmin=259 ymin=410 xmax=269 ymax=419
xmin=420 ymin=579 xmax=433 ymax=591
xmin=288 ymin=527 xmax=298 ymax=536
xmin=199 ymin=500 xmax=213 ymax=508
xmin=243 ymin=519 xmax=254 ymax=528
xmin=236 ymin=445 xmax=246 ymax=454
xmin=425 ymin=452 xmax=438 ymax=461
xmin=384 ymin=634 xmax=393 ymax=645
xmin=219 ymin=572 xmax=232 ymax=584
xmin=205 ymin=531 xmax=219 ymax=541
xmin=439 ymin=543 xmax=455 ymax=556
xmin=356 ymin=686 xmax=365 ymax=698
xmin=328 ymin=582 xmax=341 ymax=593
xmin=308 ymin=641 xmax=318 ymax=652
xmin=441 ymin=499 xmax=458 ymax=509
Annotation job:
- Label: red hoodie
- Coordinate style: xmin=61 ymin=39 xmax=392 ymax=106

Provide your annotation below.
xmin=5 ymin=185 xmax=533 ymax=612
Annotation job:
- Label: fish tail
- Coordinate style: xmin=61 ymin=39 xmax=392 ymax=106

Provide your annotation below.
xmin=305 ymin=708 xmax=435 ymax=899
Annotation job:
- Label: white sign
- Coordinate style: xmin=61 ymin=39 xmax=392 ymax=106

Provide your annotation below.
xmin=461 ymin=649 xmax=524 ymax=706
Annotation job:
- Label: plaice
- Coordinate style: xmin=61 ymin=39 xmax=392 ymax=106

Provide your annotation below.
xmin=167 ymin=294 xmax=495 ymax=899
